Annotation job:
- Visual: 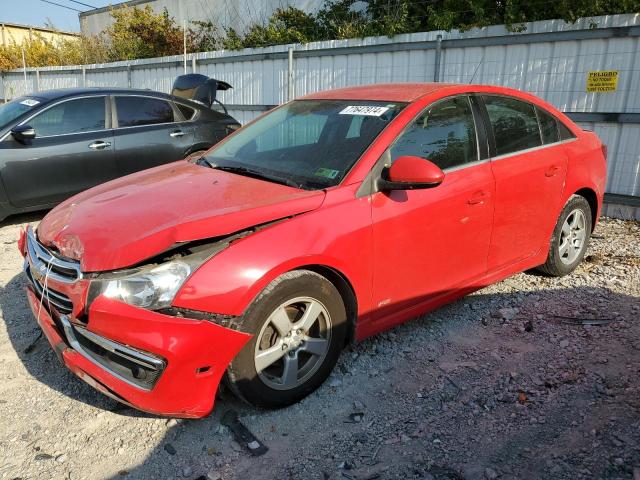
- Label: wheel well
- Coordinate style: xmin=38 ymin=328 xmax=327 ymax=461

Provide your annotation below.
xmin=298 ymin=265 xmax=358 ymax=345
xmin=574 ymin=188 xmax=598 ymax=231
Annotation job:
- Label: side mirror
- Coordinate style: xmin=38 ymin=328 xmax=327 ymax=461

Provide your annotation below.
xmin=11 ymin=125 xmax=36 ymax=143
xmin=377 ymin=155 xmax=445 ymax=191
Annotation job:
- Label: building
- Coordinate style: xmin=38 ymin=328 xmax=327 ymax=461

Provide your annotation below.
xmin=0 ymin=22 xmax=78 ymax=46
xmin=79 ymin=0 xmax=325 ymax=36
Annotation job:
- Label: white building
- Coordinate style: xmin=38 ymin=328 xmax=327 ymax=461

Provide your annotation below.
xmin=79 ymin=0 xmax=325 ymax=36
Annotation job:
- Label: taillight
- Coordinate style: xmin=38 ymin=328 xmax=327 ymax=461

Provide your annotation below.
xmin=601 ymin=144 xmax=608 ymax=160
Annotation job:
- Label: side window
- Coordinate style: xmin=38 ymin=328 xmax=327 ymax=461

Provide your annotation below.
xmin=483 ymin=96 xmax=542 ymax=156
xmin=558 ymin=121 xmax=576 ymax=141
xmin=176 ymin=103 xmax=196 ymax=121
xmin=30 ymin=97 xmax=106 ymax=137
xmin=536 ymin=107 xmax=559 ymax=144
xmin=115 ymin=96 xmax=175 ymax=127
xmin=390 ymin=96 xmax=478 ymax=170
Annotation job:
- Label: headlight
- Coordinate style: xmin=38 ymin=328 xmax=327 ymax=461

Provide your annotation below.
xmin=89 ymin=261 xmax=192 ymax=310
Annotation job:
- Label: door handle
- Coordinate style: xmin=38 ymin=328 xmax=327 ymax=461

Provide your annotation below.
xmin=545 ymin=165 xmax=561 ymax=177
xmin=468 ymin=191 xmax=490 ymax=205
xmin=169 ymin=130 xmax=185 ymax=138
xmin=88 ymin=141 xmax=111 ymax=150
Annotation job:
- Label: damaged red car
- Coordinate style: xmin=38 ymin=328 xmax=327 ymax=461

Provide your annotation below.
xmin=20 ymin=83 xmax=606 ymax=417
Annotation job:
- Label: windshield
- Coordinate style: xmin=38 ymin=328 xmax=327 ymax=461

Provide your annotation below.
xmin=202 ymin=99 xmax=406 ymax=189
xmin=0 ymin=97 xmax=43 ymax=130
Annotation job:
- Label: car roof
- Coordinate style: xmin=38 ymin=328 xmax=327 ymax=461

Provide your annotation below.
xmin=300 ymin=83 xmax=465 ymax=102
xmin=23 ymin=87 xmax=184 ymax=103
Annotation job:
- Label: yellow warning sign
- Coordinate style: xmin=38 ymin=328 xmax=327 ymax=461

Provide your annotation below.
xmin=586 ymin=70 xmax=618 ymax=93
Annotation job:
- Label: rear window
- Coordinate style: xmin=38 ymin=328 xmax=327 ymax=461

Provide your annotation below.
xmin=558 ymin=121 xmax=576 ymax=140
xmin=536 ymin=107 xmax=560 ymax=144
xmin=116 ymin=96 xmax=175 ymax=127
xmin=176 ymin=103 xmax=196 ymax=121
xmin=483 ymin=96 xmax=542 ymax=156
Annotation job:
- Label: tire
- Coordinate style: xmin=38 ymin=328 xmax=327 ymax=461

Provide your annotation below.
xmin=226 ymin=270 xmax=347 ymax=408
xmin=537 ymin=195 xmax=592 ymax=277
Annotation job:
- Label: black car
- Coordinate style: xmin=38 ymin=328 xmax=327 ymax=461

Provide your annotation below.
xmin=0 ymin=75 xmax=240 ymax=221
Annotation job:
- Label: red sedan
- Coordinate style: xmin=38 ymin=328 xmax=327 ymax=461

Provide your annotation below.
xmin=20 ymin=83 xmax=606 ymax=417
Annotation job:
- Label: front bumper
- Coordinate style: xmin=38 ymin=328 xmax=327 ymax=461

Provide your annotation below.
xmin=25 ymin=286 xmax=251 ymax=418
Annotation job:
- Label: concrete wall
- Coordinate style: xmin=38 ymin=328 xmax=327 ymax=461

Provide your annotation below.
xmin=79 ymin=0 xmax=325 ymax=36
xmin=0 ymin=23 xmax=78 ymax=47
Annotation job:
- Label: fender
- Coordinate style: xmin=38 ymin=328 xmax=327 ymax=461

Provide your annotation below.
xmin=173 ymin=184 xmax=374 ymax=319
xmin=561 ymin=130 xmax=606 ymax=226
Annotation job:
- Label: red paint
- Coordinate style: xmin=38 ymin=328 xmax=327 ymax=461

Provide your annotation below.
xmin=36 ymin=161 xmax=325 ymax=271
xmin=387 ymin=156 xmax=445 ymax=184
xmin=21 ymin=83 xmax=606 ymax=417
xmin=26 ymin=288 xmax=250 ymax=417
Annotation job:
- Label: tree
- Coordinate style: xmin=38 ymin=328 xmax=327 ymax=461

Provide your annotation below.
xmin=105 ymin=5 xmax=185 ymax=60
xmin=2 ymin=0 xmax=640 ymax=70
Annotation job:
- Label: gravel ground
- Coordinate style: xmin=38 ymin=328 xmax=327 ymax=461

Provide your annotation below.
xmin=0 ymin=214 xmax=639 ymax=480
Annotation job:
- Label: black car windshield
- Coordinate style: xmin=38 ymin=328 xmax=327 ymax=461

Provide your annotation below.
xmin=202 ymin=99 xmax=406 ymax=189
xmin=0 ymin=97 xmax=43 ymax=130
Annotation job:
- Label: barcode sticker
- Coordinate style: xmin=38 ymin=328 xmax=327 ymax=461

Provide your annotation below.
xmin=339 ymin=105 xmax=389 ymax=116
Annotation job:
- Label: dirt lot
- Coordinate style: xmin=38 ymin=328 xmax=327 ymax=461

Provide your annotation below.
xmin=0 ymin=214 xmax=639 ymax=480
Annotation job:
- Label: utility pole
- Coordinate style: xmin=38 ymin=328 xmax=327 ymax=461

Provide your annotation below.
xmin=22 ymin=47 xmax=28 ymax=93
xmin=183 ymin=20 xmax=187 ymax=75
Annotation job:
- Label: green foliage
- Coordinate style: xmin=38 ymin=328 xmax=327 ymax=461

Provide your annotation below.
xmin=2 ymin=0 xmax=639 ymax=70
xmin=222 ymin=8 xmax=323 ymax=49
xmin=105 ymin=5 xmax=185 ymax=60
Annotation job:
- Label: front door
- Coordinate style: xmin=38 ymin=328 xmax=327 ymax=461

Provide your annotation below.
xmin=112 ymin=95 xmax=194 ymax=176
xmin=371 ymin=95 xmax=495 ymax=324
xmin=0 ymin=95 xmax=115 ymax=208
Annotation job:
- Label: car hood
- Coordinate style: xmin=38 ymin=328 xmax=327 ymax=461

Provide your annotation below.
xmin=36 ymin=161 xmax=326 ymax=272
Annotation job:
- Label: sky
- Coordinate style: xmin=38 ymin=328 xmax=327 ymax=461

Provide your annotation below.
xmin=0 ymin=0 xmax=115 ymax=32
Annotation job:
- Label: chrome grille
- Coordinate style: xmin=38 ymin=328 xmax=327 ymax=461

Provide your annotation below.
xmin=25 ymin=227 xmax=81 ymax=284
xmin=24 ymin=226 xmax=80 ymax=315
xmin=25 ymin=263 xmax=74 ymax=314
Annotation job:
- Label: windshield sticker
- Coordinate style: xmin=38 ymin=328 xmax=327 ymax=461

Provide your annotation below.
xmin=339 ymin=105 xmax=389 ymax=116
xmin=20 ymin=99 xmax=40 ymax=107
xmin=314 ymin=167 xmax=340 ymax=179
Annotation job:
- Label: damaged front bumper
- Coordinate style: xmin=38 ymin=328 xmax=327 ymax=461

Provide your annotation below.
xmin=25 ymin=289 xmax=251 ymax=417
xmin=20 ymin=228 xmax=251 ymax=418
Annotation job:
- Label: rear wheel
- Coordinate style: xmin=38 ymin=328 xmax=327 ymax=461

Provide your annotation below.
xmin=226 ymin=270 xmax=347 ymax=408
xmin=537 ymin=195 xmax=592 ymax=276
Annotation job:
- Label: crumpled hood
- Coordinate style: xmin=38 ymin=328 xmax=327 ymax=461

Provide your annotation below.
xmin=37 ymin=161 xmax=325 ymax=271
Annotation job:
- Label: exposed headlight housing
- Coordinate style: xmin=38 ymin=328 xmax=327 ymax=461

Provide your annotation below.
xmin=89 ymin=260 xmax=193 ymax=311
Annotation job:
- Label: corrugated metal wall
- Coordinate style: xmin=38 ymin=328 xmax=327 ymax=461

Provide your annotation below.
xmin=1 ymin=13 xmax=639 ymax=198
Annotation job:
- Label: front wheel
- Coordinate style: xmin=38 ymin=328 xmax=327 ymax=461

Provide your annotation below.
xmin=225 ymin=270 xmax=347 ymax=408
xmin=537 ymin=195 xmax=592 ymax=277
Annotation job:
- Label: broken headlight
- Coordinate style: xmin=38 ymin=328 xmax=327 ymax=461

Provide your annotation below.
xmin=88 ymin=261 xmax=193 ymax=311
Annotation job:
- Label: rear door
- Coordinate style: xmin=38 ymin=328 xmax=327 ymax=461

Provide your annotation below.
xmin=112 ymin=95 xmax=195 ymax=175
xmin=480 ymin=95 xmax=569 ymax=271
xmin=0 ymin=95 xmax=115 ymax=207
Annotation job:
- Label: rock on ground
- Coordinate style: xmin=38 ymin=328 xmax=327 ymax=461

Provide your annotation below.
xmin=0 ymin=214 xmax=639 ymax=480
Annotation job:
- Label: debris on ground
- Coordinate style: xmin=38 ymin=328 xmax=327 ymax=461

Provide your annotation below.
xmin=0 ymin=216 xmax=638 ymax=479
xmin=221 ymin=410 xmax=268 ymax=456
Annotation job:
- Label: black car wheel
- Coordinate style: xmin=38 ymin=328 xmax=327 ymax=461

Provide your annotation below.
xmin=226 ymin=270 xmax=347 ymax=408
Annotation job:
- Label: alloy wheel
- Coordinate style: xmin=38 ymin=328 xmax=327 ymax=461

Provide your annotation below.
xmin=558 ymin=208 xmax=587 ymax=265
xmin=254 ymin=297 xmax=332 ymax=391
